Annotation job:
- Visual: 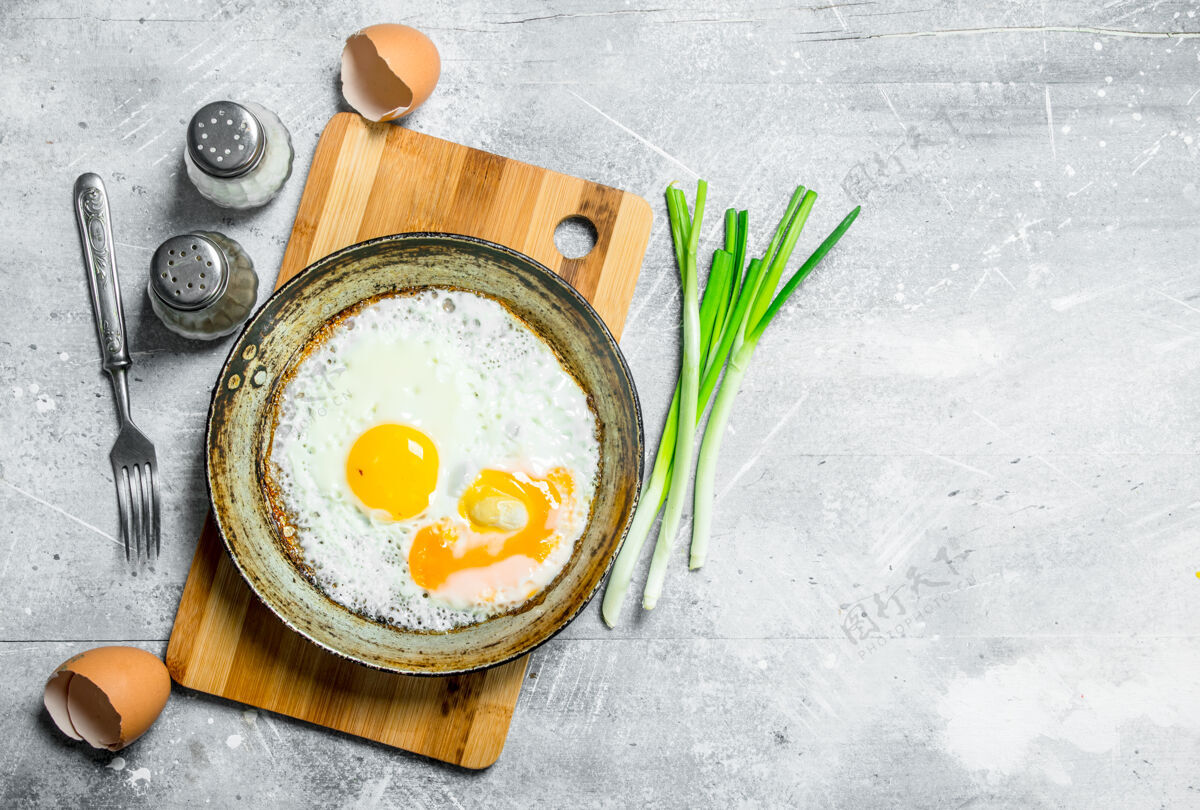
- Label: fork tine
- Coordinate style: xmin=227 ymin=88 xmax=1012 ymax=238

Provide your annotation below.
xmin=137 ymin=463 xmax=155 ymax=559
xmin=146 ymin=462 xmax=161 ymax=557
xmin=129 ymin=465 xmax=144 ymax=560
xmin=115 ymin=467 xmax=133 ymax=561
xmin=138 ymin=464 xmax=151 ymax=559
xmin=131 ymin=464 xmax=144 ymax=560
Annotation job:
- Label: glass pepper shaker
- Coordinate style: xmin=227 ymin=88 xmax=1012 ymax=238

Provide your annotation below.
xmin=147 ymin=232 xmax=259 ymax=340
xmin=184 ymin=100 xmax=294 ymax=209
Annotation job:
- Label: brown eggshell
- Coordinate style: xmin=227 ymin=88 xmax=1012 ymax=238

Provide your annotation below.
xmin=341 ymin=23 xmax=440 ymax=122
xmin=42 ymin=646 xmax=171 ymax=751
xmin=42 ymin=670 xmax=82 ymax=741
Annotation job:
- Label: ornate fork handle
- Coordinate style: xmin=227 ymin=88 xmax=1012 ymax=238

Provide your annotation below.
xmin=74 ymin=173 xmax=131 ymax=373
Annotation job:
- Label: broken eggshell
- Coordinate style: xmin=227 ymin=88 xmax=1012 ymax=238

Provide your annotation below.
xmin=341 ymin=23 xmax=441 ymax=122
xmin=43 ymin=646 xmax=170 ymax=751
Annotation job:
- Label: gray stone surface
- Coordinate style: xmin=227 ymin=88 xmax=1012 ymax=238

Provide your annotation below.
xmin=2 ymin=0 xmax=1199 ymax=806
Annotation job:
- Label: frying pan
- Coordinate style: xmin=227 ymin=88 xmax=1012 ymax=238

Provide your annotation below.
xmin=206 ymin=233 xmax=643 ymax=674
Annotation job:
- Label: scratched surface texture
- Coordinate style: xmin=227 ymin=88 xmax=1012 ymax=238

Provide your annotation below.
xmin=2 ymin=0 xmax=1199 ymax=806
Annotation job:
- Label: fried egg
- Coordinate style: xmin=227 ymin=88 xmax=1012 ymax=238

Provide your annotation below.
xmin=266 ymin=289 xmax=599 ymax=631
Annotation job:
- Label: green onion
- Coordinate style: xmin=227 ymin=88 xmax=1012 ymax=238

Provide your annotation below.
xmin=601 ymin=182 xmax=718 ymax=626
xmin=689 ymin=204 xmax=861 ymax=569
xmin=600 ymin=385 xmax=676 ymax=627
xmin=698 ymin=257 xmax=760 ymax=408
xmin=641 ymin=179 xmax=706 ymax=611
xmin=746 ymin=191 xmax=817 ymax=333
xmin=601 ymin=178 xmax=860 ymax=625
xmin=747 ymin=206 xmax=861 ymax=345
xmin=706 ymin=211 xmax=739 ymax=365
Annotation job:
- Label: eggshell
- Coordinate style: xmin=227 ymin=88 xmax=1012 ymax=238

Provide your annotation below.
xmin=341 ymin=24 xmax=440 ymax=122
xmin=42 ymin=671 xmax=81 ymax=741
xmin=42 ymin=646 xmax=171 ymax=751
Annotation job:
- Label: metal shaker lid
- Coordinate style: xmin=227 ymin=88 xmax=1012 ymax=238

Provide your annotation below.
xmin=150 ymin=233 xmax=229 ymax=311
xmin=187 ymin=101 xmax=265 ymax=178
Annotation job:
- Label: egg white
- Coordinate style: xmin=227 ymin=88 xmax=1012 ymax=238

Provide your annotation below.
xmin=267 ymin=289 xmax=599 ymax=631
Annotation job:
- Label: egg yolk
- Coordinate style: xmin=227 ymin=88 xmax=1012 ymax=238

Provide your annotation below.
xmin=345 ymin=424 xmax=439 ymax=521
xmin=408 ymin=468 xmax=574 ymax=594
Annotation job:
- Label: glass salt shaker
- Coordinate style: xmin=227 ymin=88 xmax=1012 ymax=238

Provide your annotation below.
xmin=184 ymin=100 xmax=293 ymax=209
xmin=147 ymin=232 xmax=259 ymax=340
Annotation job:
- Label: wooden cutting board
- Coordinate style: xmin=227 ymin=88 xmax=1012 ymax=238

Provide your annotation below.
xmin=166 ymin=112 xmax=652 ymax=768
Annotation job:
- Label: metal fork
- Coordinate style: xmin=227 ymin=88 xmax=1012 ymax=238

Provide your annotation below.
xmin=74 ymin=173 xmax=161 ymax=560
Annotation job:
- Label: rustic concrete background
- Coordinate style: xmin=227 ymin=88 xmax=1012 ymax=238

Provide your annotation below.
xmin=3 ymin=0 xmax=1200 ymax=806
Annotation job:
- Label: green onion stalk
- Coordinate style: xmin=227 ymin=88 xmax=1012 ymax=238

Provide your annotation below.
xmin=601 ymin=184 xmax=739 ymax=626
xmin=689 ymin=204 xmax=861 ymax=569
xmin=642 ymin=186 xmax=812 ymax=608
xmin=610 ymin=181 xmax=699 ymax=615
xmin=601 ymin=179 xmax=860 ymax=625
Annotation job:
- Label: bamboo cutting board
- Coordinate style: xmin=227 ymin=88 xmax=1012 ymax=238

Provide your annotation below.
xmin=166 ymin=113 xmax=652 ymax=768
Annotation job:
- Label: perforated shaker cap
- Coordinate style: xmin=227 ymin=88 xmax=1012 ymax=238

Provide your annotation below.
xmin=187 ymin=101 xmax=265 ymax=178
xmin=150 ymin=234 xmax=229 ymax=311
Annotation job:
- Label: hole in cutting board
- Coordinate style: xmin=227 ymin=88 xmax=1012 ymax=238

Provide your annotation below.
xmin=553 ymin=215 xmax=598 ymax=260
